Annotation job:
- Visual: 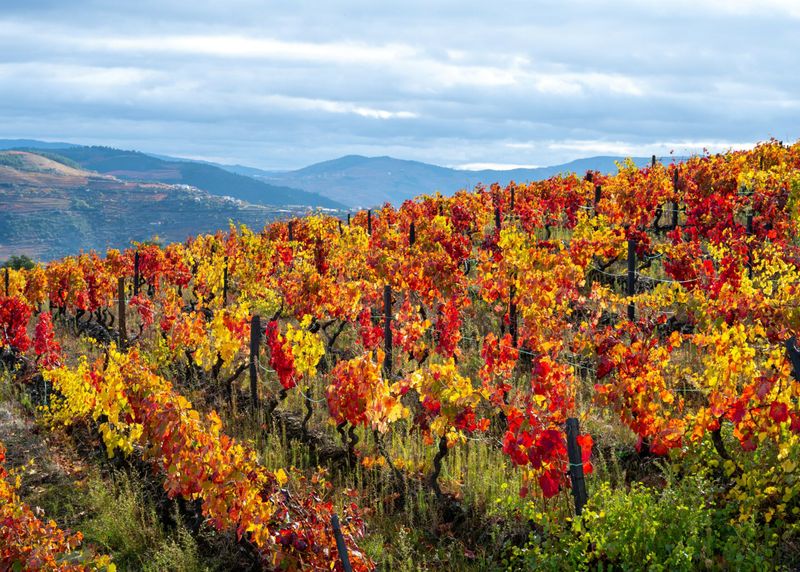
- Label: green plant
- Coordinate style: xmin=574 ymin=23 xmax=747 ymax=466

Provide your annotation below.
xmin=508 ymin=475 xmax=780 ymax=571
xmin=143 ymin=515 xmax=208 ymax=572
xmin=82 ymin=471 xmax=167 ymax=569
xmin=1 ymin=254 xmax=35 ymax=270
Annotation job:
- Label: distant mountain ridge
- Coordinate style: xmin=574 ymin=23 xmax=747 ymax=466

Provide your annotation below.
xmin=0 ymin=140 xmax=344 ymax=209
xmin=0 ymin=150 xmax=312 ymax=261
xmin=258 ymin=154 xmax=684 ymax=208
xmin=0 ymin=139 xmax=79 ymax=151
xmin=41 ymin=146 xmax=345 ymax=209
xmin=0 ymin=138 xmax=686 ymax=210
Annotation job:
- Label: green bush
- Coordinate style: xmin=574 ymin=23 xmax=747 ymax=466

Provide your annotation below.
xmin=82 ymin=471 xmax=208 ymax=571
xmin=507 ymin=476 xmax=779 ymax=571
xmin=1 ymin=255 xmax=35 ymax=270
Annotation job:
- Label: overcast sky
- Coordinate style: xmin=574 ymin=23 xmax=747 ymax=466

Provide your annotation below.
xmin=1 ymin=0 xmax=797 ymax=170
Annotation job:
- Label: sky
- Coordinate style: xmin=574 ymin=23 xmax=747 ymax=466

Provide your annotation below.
xmin=0 ymin=0 xmax=798 ymax=170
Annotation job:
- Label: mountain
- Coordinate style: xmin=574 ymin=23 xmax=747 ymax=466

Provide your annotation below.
xmin=146 ymin=153 xmax=283 ymax=179
xmin=0 ymin=151 xmax=309 ymax=261
xmin=38 ymin=146 xmax=345 ymax=209
xmin=259 ymin=154 xmax=684 ymax=208
xmin=0 ymin=139 xmax=685 ymax=210
xmin=0 ymin=139 xmax=79 ymax=151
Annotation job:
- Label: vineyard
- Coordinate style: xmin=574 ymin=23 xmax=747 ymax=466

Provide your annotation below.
xmin=2 ymin=139 xmax=800 ymax=570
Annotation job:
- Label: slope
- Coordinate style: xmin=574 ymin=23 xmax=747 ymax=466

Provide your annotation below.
xmin=31 ymin=146 xmax=346 ymax=209
xmin=0 ymin=151 xmax=308 ymax=261
xmin=261 ymin=154 xmax=682 ymax=208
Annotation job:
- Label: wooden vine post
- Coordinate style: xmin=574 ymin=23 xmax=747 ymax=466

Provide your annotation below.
xmin=409 ymin=221 xmax=416 ymax=246
xmin=671 ymin=170 xmax=680 ymax=229
xmin=594 ymin=185 xmax=602 ymax=216
xmin=746 ymin=211 xmax=754 ymax=279
xmin=117 ymin=277 xmax=127 ymax=350
xmin=566 ymin=417 xmax=588 ymax=516
xmin=249 ymin=314 xmax=261 ymax=413
xmin=367 ymin=210 xmax=372 ymax=235
xmin=3 ymin=267 xmax=8 ymax=297
xmin=383 ymin=285 xmax=393 ymax=377
xmin=222 ymin=255 xmax=228 ymax=307
xmin=331 ymin=514 xmax=353 ymax=572
xmin=786 ymin=337 xmax=800 ymax=382
xmin=509 ymin=284 xmax=518 ymax=348
xmin=133 ymin=251 xmax=140 ymax=297
xmin=627 ymin=239 xmax=637 ymax=321
xmin=288 ymin=220 xmax=294 ymax=242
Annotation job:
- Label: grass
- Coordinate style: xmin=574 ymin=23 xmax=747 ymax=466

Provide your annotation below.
xmin=0 ymin=369 xmax=237 ymax=571
xmin=15 ymin=456 xmax=216 ymax=571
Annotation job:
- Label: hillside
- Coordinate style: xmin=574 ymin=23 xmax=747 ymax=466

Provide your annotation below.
xmin=0 ymin=139 xmax=79 ymax=151
xmin=0 ymin=139 xmax=686 ymax=209
xmin=1 ymin=141 xmax=798 ymax=571
xmin=0 ymin=151 xmax=310 ymax=261
xmin=19 ymin=145 xmax=345 ymax=210
xmin=258 ymin=154 xmax=682 ymax=208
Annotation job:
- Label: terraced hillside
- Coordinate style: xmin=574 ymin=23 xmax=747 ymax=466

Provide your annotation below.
xmin=0 ymin=151 xmax=314 ymax=260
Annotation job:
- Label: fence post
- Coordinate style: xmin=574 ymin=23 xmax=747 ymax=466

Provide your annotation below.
xmin=594 ymin=185 xmax=602 ymax=216
xmin=745 ymin=211 xmax=754 ymax=279
xmin=383 ymin=285 xmax=393 ymax=377
xmin=566 ymin=417 xmax=588 ymax=516
xmin=509 ymin=284 xmax=518 ymax=348
xmin=367 ymin=210 xmax=372 ymax=235
xmin=117 ymin=277 xmax=127 ymax=350
xmin=133 ymin=252 xmax=140 ymax=297
xmin=627 ymin=239 xmax=636 ymax=321
xmin=786 ymin=337 xmax=800 ymax=382
xmin=249 ymin=315 xmax=261 ymax=413
xmin=222 ymin=256 xmax=228 ymax=307
xmin=671 ymin=170 xmax=680 ymax=229
xmin=331 ymin=514 xmax=353 ymax=572
xmin=409 ymin=221 xmax=416 ymax=246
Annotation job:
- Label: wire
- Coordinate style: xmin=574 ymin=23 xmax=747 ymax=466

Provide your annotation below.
xmin=300 ymin=389 xmax=328 ymax=404
xmin=636 ymin=273 xmax=700 ymax=285
xmin=589 ymin=266 xmax=628 ymax=279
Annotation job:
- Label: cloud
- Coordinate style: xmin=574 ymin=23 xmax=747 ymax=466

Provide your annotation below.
xmin=0 ymin=1 xmax=797 ymax=170
xmin=82 ymin=34 xmax=419 ymax=66
xmin=455 ymin=162 xmax=542 ymax=170
xmin=681 ymin=0 xmax=800 ymax=17
xmin=255 ymin=95 xmax=419 ymax=120
xmin=548 ymin=139 xmax=759 ymax=158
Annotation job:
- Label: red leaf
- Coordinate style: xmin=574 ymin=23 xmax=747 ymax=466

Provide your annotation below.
xmin=770 ymin=402 xmax=789 ymax=423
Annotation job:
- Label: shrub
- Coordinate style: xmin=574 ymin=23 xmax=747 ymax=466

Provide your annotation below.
xmin=508 ymin=476 xmax=779 ymax=571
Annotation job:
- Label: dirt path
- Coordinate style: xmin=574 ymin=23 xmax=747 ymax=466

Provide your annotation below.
xmin=0 ymin=398 xmax=88 ymax=509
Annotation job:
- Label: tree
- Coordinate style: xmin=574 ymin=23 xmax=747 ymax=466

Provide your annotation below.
xmin=1 ymin=255 xmax=35 ymax=270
